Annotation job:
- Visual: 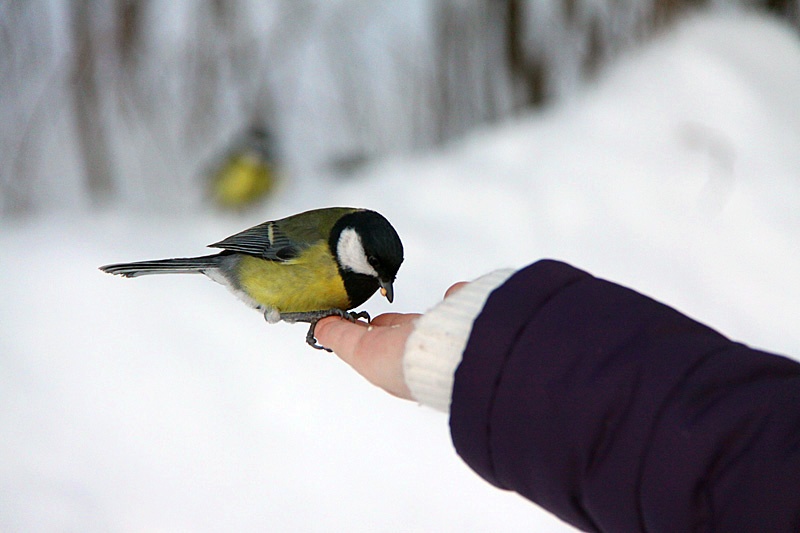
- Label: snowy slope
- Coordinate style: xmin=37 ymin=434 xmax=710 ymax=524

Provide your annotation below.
xmin=2 ymin=11 xmax=799 ymax=532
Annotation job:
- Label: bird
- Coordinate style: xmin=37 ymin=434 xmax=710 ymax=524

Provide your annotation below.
xmin=208 ymin=126 xmax=279 ymax=210
xmin=100 ymin=207 xmax=404 ymax=350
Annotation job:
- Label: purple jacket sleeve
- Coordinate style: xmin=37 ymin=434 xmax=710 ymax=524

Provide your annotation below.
xmin=450 ymin=260 xmax=800 ymax=532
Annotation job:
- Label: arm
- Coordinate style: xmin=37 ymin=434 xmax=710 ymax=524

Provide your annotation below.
xmin=316 ymin=260 xmax=800 ymax=532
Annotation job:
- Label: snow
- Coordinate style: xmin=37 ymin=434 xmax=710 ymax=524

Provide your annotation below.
xmin=2 ymin=11 xmax=800 ymax=532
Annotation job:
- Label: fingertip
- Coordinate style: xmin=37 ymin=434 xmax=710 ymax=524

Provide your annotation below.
xmin=313 ymin=316 xmax=347 ymax=345
xmin=315 ymin=315 xmax=344 ymax=330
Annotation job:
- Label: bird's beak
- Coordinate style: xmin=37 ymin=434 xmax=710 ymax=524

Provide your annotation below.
xmin=379 ymin=279 xmax=394 ymax=303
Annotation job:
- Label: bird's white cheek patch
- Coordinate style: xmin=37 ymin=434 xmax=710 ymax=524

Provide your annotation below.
xmin=337 ymin=228 xmax=378 ymax=277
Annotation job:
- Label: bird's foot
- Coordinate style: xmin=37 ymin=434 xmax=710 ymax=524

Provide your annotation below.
xmin=279 ymin=309 xmax=371 ymax=351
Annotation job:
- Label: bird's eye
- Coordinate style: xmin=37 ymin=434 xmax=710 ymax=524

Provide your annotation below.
xmin=367 ymin=255 xmax=379 ymax=267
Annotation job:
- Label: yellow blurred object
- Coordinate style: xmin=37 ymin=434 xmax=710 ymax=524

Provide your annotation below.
xmin=209 ymin=127 xmax=278 ymax=210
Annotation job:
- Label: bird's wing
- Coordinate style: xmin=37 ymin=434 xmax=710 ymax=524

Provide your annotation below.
xmin=208 ymin=220 xmax=300 ymax=261
xmin=208 ymin=208 xmax=357 ymax=261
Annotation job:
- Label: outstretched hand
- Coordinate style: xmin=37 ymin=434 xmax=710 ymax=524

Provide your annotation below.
xmin=314 ymin=282 xmax=469 ymax=400
xmin=314 ymin=312 xmax=420 ymax=399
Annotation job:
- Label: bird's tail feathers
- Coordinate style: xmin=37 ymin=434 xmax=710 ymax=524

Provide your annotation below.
xmin=99 ymin=255 xmax=223 ymax=278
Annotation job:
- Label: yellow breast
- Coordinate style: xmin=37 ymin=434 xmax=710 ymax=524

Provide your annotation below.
xmin=236 ymin=243 xmax=350 ymax=313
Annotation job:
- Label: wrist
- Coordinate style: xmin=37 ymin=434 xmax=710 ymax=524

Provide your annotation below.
xmin=403 ymin=269 xmax=515 ymax=412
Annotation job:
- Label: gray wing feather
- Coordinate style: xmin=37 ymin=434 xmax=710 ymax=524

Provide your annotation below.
xmin=208 ymin=221 xmax=298 ymax=260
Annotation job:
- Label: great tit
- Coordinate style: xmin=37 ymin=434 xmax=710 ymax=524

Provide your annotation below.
xmin=100 ymin=207 xmax=404 ymax=349
xmin=209 ymin=127 xmax=278 ymax=210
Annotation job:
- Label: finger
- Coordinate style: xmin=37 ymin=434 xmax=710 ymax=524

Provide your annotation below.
xmin=370 ymin=312 xmax=421 ymax=327
xmin=445 ymin=282 xmax=469 ymax=299
xmin=313 ymin=316 xmax=366 ymax=359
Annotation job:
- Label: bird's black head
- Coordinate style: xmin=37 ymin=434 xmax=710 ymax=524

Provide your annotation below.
xmin=329 ymin=210 xmax=404 ymax=308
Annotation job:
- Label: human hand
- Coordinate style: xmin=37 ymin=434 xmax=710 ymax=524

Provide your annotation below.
xmin=314 ymin=312 xmax=420 ymax=400
xmin=314 ymin=282 xmax=469 ymax=400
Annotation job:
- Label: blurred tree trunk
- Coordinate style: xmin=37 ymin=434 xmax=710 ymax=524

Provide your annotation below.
xmin=765 ymin=0 xmax=800 ymax=25
xmin=433 ymin=2 xmax=512 ymax=144
xmin=71 ymin=0 xmax=115 ymax=205
xmin=506 ymin=0 xmax=547 ymax=108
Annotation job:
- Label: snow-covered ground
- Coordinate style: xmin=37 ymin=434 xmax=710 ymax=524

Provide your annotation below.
xmin=2 ymin=11 xmax=800 ymax=532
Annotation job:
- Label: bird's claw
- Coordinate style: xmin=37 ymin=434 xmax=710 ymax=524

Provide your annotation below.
xmin=279 ymin=309 xmax=370 ymax=351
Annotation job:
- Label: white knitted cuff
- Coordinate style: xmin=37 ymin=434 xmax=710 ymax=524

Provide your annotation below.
xmin=403 ymin=269 xmax=516 ymax=412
